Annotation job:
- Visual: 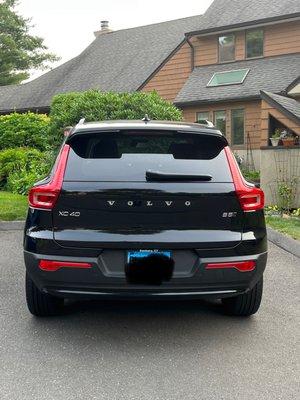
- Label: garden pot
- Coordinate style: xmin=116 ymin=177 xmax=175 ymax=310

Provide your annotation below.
xmin=282 ymin=138 xmax=295 ymax=147
xmin=270 ymin=137 xmax=280 ymax=146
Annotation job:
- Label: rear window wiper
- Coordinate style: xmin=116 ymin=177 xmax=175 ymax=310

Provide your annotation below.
xmin=145 ymin=170 xmax=212 ymax=182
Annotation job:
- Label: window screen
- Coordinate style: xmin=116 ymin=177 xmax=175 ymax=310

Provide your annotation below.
xmin=231 ymin=109 xmax=245 ymax=145
xmin=214 ymin=110 xmax=226 ymax=136
xmin=218 ymin=34 xmax=235 ymax=62
xmin=196 ymin=111 xmax=210 ymax=124
xmin=246 ymin=29 xmax=264 ymax=58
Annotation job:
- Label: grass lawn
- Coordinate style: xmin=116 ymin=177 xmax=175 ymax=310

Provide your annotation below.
xmin=0 ymin=191 xmax=28 ymax=221
xmin=266 ymin=216 xmax=300 ymax=241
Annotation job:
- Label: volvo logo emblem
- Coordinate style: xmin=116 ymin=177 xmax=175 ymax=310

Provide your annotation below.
xmin=106 ymin=200 xmax=192 ymax=207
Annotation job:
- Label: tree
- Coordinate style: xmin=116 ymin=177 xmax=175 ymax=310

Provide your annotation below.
xmin=49 ymin=90 xmax=183 ymax=147
xmin=0 ymin=0 xmax=59 ymax=85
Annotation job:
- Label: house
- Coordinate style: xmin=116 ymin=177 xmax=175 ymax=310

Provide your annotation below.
xmin=141 ymin=0 xmax=300 ymax=168
xmin=0 ymin=0 xmax=299 ymax=172
xmin=0 ymin=15 xmax=204 ymax=114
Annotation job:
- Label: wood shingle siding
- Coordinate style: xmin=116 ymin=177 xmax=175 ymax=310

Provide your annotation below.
xmin=193 ymin=31 xmax=245 ymax=66
xmin=192 ymin=36 xmax=218 ymax=66
xmin=191 ymin=21 xmax=300 ymax=68
xmin=264 ymin=21 xmax=300 ymax=56
xmin=181 ymin=101 xmax=262 ymax=149
xmin=142 ymin=42 xmax=192 ymax=102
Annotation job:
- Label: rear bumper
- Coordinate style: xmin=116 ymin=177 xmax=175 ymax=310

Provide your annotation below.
xmin=45 ymin=288 xmax=239 ymax=300
xmin=24 ymin=250 xmax=267 ymax=300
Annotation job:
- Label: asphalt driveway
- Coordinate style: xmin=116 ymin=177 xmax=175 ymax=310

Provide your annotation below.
xmin=0 ymin=230 xmax=299 ymax=400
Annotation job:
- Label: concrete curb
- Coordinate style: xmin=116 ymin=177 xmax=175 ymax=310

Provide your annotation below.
xmin=267 ymin=227 xmax=300 ymax=259
xmin=0 ymin=221 xmax=299 ymax=258
xmin=0 ymin=220 xmax=25 ymax=231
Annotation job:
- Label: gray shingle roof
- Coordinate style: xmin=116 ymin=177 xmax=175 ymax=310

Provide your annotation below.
xmin=175 ymin=54 xmax=300 ymax=105
xmin=0 ymin=15 xmax=203 ymax=113
xmin=260 ymin=91 xmax=300 ymax=124
xmin=186 ymin=0 xmax=300 ymax=35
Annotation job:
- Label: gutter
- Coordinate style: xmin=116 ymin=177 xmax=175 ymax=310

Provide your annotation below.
xmin=186 ymin=37 xmax=195 ymax=71
xmin=174 ymin=95 xmax=261 ymax=107
xmin=185 ymin=13 xmax=300 ymax=38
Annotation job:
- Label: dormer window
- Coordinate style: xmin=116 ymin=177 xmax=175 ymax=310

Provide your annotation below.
xmin=218 ymin=34 xmax=235 ymax=63
xmin=246 ymin=29 xmax=264 ymax=58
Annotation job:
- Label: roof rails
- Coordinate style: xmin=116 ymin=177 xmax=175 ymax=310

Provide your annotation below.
xmin=195 ymin=119 xmax=215 ymax=128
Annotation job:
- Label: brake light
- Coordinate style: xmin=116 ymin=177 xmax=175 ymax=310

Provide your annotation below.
xmin=28 ymin=144 xmax=70 ymax=210
xmin=205 ymin=260 xmax=255 ymax=272
xmin=224 ymin=146 xmax=264 ymax=211
xmin=39 ymin=260 xmax=92 ymax=272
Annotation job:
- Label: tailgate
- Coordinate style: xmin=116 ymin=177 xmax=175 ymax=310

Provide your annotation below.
xmin=53 ymin=130 xmax=243 ymax=249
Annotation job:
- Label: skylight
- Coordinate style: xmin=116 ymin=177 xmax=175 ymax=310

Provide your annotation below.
xmin=207 ymin=69 xmax=249 ymax=87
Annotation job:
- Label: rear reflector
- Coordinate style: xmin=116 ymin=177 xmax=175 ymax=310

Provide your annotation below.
xmin=205 ymin=260 xmax=255 ymax=272
xmin=224 ymin=146 xmax=264 ymax=212
xmin=39 ymin=260 xmax=92 ymax=272
xmin=28 ymin=144 xmax=70 ymax=210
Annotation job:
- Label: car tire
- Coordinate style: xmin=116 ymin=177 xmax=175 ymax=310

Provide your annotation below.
xmin=25 ymin=272 xmax=64 ymax=317
xmin=222 ymin=277 xmax=263 ymax=316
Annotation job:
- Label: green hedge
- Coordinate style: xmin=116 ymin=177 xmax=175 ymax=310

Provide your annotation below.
xmin=0 ymin=112 xmax=51 ymax=151
xmin=0 ymin=91 xmax=183 ymax=194
xmin=0 ymin=147 xmax=52 ymax=195
xmin=49 ymin=90 xmax=183 ymax=146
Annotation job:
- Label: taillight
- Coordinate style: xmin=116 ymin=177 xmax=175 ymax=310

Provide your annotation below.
xmin=39 ymin=260 xmax=92 ymax=272
xmin=224 ymin=146 xmax=264 ymax=212
xmin=28 ymin=144 xmax=70 ymax=210
xmin=205 ymin=260 xmax=255 ymax=272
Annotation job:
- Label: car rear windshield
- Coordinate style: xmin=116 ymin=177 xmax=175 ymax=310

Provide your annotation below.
xmin=64 ymin=130 xmax=231 ymax=182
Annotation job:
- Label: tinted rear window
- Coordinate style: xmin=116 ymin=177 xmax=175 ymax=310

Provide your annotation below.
xmin=65 ymin=131 xmax=231 ymax=182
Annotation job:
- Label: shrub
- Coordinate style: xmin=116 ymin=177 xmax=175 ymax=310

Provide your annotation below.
xmin=0 ymin=148 xmax=52 ymax=195
xmin=49 ymin=90 xmax=183 ymax=146
xmin=241 ymin=169 xmax=260 ymax=182
xmin=0 ymin=112 xmax=51 ymax=151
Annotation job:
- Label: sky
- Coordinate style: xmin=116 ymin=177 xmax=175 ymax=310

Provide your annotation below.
xmin=16 ymin=0 xmax=214 ymax=80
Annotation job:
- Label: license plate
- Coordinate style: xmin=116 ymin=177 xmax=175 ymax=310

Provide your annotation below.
xmin=127 ymin=250 xmax=171 ymax=263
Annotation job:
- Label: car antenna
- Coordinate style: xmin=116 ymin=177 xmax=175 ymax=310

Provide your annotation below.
xmin=142 ymin=114 xmax=150 ymax=123
xmin=78 ymin=117 xmax=86 ymax=125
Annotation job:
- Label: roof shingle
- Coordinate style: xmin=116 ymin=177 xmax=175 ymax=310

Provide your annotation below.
xmin=260 ymin=91 xmax=300 ymax=124
xmin=186 ymin=0 xmax=300 ymax=35
xmin=175 ymin=54 xmax=300 ymax=105
xmin=0 ymin=15 xmax=203 ymax=112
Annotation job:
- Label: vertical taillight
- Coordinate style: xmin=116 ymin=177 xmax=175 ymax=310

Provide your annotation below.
xmin=224 ymin=146 xmax=264 ymax=212
xmin=28 ymin=144 xmax=70 ymax=210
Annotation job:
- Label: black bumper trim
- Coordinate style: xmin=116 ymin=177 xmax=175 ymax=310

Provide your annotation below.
xmin=52 ymin=289 xmax=237 ymax=296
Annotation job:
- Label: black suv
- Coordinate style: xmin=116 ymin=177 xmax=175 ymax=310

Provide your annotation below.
xmin=24 ymin=120 xmax=267 ymax=317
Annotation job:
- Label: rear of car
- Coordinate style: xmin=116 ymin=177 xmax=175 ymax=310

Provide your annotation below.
xmin=24 ymin=120 xmax=267 ymax=317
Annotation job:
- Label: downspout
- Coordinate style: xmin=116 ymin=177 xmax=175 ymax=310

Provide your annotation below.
xmin=185 ymin=35 xmax=195 ymax=71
